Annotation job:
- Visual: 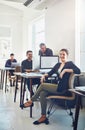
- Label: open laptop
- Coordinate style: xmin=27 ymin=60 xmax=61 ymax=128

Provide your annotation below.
xmin=11 ymin=62 xmax=20 ymax=68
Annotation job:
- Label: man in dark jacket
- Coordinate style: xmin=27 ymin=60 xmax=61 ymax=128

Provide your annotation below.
xmin=21 ymin=50 xmax=40 ymax=95
xmin=5 ymin=53 xmax=17 ymax=86
xmin=39 ymin=43 xmax=53 ymax=56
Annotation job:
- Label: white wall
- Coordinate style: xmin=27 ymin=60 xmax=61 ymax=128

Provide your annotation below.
xmin=80 ymin=0 xmax=85 ymax=71
xmin=0 ymin=3 xmax=23 ymax=66
xmin=45 ymin=0 xmax=75 ymax=61
xmin=0 ymin=0 xmax=76 ymax=66
xmin=22 ymin=0 xmax=75 ymax=61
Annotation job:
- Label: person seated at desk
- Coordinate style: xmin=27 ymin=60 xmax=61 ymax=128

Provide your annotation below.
xmin=39 ymin=43 xmax=53 ymax=56
xmin=21 ymin=48 xmax=81 ymax=125
xmin=5 ymin=53 xmax=17 ymax=86
xmin=21 ymin=50 xmax=40 ymax=95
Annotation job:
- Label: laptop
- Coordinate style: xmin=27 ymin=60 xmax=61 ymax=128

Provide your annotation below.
xmin=11 ymin=62 xmax=20 ymax=68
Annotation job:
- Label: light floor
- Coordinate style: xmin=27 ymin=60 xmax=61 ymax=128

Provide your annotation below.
xmin=0 ymin=86 xmax=85 ymax=130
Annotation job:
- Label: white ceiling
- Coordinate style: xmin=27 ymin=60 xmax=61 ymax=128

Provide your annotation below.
xmin=3 ymin=0 xmax=26 ymax=3
xmin=0 ymin=0 xmax=27 ymax=10
xmin=0 ymin=0 xmax=58 ymax=11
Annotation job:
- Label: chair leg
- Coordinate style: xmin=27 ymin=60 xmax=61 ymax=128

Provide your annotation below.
xmin=47 ymin=99 xmax=56 ymax=118
xmin=9 ymin=80 xmax=12 ymax=86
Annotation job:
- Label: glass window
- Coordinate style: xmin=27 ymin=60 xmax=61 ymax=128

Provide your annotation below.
xmin=0 ymin=26 xmax=11 ymax=67
xmin=29 ymin=15 xmax=45 ymax=69
xmin=31 ymin=16 xmax=45 ymax=55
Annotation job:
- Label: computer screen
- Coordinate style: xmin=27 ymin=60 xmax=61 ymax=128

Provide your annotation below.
xmin=11 ymin=62 xmax=20 ymax=68
xmin=40 ymin=55 xmax=59 ymax=69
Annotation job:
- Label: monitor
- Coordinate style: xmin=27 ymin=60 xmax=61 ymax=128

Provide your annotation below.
xmin=40 ymin=55 xmax=59 ymax=69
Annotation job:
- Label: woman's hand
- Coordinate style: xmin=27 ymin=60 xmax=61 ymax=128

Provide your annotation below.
xmin=40 ymin=75 xmax=46 ymax=83
xmin=40 ymin=73 xmax=48 ymax=83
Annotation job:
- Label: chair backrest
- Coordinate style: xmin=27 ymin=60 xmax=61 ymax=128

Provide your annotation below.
xmin=15 ymin=66 xmax=21 ymax=80
xmin=15 ymin=66 xmax=21 ymax=72
xmin=68 ymin=73 xmax=75 ymax=89
xmin=47 ymin=73 xmax=76 ymax=99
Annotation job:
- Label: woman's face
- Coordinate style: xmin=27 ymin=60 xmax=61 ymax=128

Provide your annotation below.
xmin=59 ymin=51 xmax=68 ymax=62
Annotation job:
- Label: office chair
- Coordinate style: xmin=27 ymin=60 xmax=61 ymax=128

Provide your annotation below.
xmin=46 ymin=73 xmax=80 ymax=125
xmin=9 ymin=66 xmax=21 ymax=87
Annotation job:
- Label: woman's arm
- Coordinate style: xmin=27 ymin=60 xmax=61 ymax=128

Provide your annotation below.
xmin=59 ymin=61 xmax=81 ymax=79
xmin=59 ymin=69 xmax=73 ymax=79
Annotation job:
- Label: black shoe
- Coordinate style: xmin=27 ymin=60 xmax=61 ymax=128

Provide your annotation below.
xmin=20 ymin=102 xmax=34 ymax=109
xmin=33 ymin=118 xmax=49 ymax=125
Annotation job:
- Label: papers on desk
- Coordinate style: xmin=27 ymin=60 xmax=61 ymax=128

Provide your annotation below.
xmin=39 ymin=69 xmax=51 ymax=74
xmin=75 ymin=86 xmax=85 ymax=92
xmin=21 ymin=72 xmax=43 ymax=78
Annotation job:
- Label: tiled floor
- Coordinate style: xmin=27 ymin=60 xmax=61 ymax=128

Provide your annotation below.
xmin=0 ymin=86 xmax=85 ymax=130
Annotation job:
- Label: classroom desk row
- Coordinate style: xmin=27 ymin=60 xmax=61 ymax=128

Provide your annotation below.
xmin=14 ymin=72 xmax=43 ymax=117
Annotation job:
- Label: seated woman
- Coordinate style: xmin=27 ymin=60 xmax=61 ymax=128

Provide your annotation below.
xmin=21 ymin=48 xmax=81 ymax=125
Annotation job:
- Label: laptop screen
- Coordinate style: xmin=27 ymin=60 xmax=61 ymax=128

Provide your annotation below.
xmin=11 ymin=62 xmax=20 ymax=68
xmin=40 ymin=55 xmax=59 ymax=69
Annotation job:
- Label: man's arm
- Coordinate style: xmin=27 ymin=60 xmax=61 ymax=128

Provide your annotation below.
xmin=47 ymin=48 xmax=53 ymax=56
xmin=5 ymin=60 xmax=11 ymax=67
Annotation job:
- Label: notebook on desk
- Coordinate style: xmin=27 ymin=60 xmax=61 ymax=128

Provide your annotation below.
xmin=39 ymin=69 xmax=51 ymax=74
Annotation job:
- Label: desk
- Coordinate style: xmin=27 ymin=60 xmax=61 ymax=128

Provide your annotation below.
xmin=14 ymin=72 xmax=42 ymax=117
xmin=21 ymin=72 xmax=43 ymax=117
xmin=0 ymin=67 xmax=15 ymax=92
xmin=69 ymin=88 xmax=85 ymax=130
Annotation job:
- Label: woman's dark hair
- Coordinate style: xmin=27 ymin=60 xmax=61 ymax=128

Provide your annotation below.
xmin=60 ymin=48 xmax=69 ymax=55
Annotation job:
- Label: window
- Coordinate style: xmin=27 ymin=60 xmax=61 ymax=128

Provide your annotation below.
xmin=28 ymin=15 xmax=45 ymax=68
xmin=30 ymin=15 xmax=45 ymax=55
xmin=75 ymin=0 xmax=85 ymax=72
xmin=0 ymin=26 xmax=11 ymax=67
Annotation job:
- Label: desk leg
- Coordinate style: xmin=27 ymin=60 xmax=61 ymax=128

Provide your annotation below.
xmin=14 ymin=75 xmax=18 ymax=102
xmin=5 ymin=70 xmax=8 ymax=93
xmin=30 ymin=78 xmax=32 ymax=118
xmin=2 ymin=70 xmax=5 ymax=90
xmin=1 ymin=70 xmax=3 ymax=89
xmin=73 ymin=95 xmax=81 ymax=130
xmin=20 ymin=77 xmax=24 ymax=106
xmin=22 ymin=78 xmax=26 ymax=105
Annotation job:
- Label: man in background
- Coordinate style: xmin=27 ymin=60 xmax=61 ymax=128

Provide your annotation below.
xmin=21 ymin=50 xmax=40 ymax=95
xmin=5 ymin=53 xmax=17 ymax=86
xmin=39 ymin=43 xmax=53 ymax=56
